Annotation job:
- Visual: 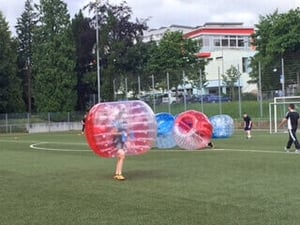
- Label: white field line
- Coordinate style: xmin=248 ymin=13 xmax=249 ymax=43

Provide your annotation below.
xmin=0 ymin=139 xmax=90 ymax=152
xmin=151 ymin=148 xmax=297 ymax=155
xmin=29 ymin=142 xmax=91 ymax=152
xmin=0 ymin=139 xmax=298 ymax=155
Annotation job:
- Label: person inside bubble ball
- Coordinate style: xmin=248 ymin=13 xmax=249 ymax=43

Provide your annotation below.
xmin=112 ymin=111 xmax=128 ymax=181
xmin=207 ymin=142 xmax=214 ymax=148
xmin=243 ymin=112 xmax=252 ymax=139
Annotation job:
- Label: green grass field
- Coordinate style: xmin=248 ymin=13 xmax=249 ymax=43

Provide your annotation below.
xmin=1 ymin=131 xmax=300 ymax=225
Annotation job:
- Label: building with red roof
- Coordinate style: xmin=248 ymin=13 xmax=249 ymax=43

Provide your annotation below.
xmin=184 ymin=22 xmax=257 ymax=95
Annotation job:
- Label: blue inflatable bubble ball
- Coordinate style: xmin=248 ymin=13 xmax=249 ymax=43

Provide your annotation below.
xmin=155 ymin=113 xmax=176 ymax=149
xmin=210 ymin=114 xmax=234 ymax=138
xmin=155 ymin=113 xmax=175 ymax=136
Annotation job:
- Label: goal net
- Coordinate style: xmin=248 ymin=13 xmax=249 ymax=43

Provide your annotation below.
xmin=269 ymin=96 xmax=300 ymax=133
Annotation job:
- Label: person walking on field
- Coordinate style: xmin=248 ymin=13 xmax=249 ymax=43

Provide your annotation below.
xmin=243 ymin=113 xmax=252 ymax=139
xmin=278 ymin=103 xmax=300 ymax=153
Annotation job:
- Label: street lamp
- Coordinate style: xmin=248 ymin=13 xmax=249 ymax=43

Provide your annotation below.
xmin=125 ymin=77 xmax=128 ymax=100
xmin=95 ymin=0 xmax=101 ymax=102
xmin=218 ymin=66 xmax=222 ymax=114
xmin=151 ymin=74 xmax=155 ymax=113
xmin=273 ymin=57 xmax=285 ymax=97
xmin=281 ymin=58 xmax=285 ymax=97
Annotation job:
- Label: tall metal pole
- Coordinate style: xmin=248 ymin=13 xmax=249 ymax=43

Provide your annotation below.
xmin=138 ymin=75 xmax=141 ymax=98
xmin=183 ymin=70 xmax=187 ymax=111
xmin=281 ymin=57 xmax=285 ymax=96
xmin=125 ymin=77 xmax=128 ymax=100
xmin=167 ymin=72 xmax=171 ymax=113
xmin=237 ymin=64 xmax=242 ymax=118
xmin=258 ymin=61 xmax=263 ymax=118
xmin=113 ymin=79 xmax=116 ymax=101
xmin=218 ymin=66 xmax=222 ymax=114
xmin=96 ymin=0 xmax=101 ymax=103
xmin=26 ymin=58 xmax=32 ymax=114
xmin=152 ymin=74 xmax=155 ymax=113
xmin=199 ymin=68 xmax=204 ymax=112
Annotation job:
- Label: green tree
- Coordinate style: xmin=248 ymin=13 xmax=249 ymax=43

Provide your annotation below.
xmin=251 ymin=8 xmax=300 ymax=93
xmin=15 ymin=0 xmax=37 ymax=113
xmin=71 ymin=10 xmax=96 ymax=110
xmin=222 ymin=65 xmax=241 ymax=100
xmin=84 ymin=1 xmax=148 ymax=101
xmin=0 ymin=11 xmax=25 ymax=113
xmin=145 ymin=31 xmax=201 ymax=91
xmin=33 ymin=0 xmax=77 ymax=112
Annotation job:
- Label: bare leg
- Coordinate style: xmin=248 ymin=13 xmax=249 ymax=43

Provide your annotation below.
xmin=114 ymin=149 xmax=126 ymax=180
xmin=247 ymin=130 xmax=251 ymax=138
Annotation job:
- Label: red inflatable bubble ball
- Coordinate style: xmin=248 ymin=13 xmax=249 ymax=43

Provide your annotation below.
xmin=173 ymin=110 xmax=213 ymax=150
xmin=85 ymin=100 xmax=157 ymax=158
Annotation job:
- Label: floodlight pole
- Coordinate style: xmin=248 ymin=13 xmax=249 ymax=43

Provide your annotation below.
xmin=199 ymin=68 xmax=204 ymax=112
xmin=218 ymin=66 xmax=222 ymax=114
xmin=138 ymin=75 xmax=141 ymax=98
xmin=281 ymin=57 xmax=285 ymax=97
xmin=183 ymin=70 xmax=187 ymax=112
xmin=125 ymin=77 xmax=128 ymax=100
xmin=258 ymin=61 xmax=263 ymax=118
xmin=167 ymin=72 xmax=171 ymax=113
xmin=96 ymin=0 xmax=101 ymax=103
xmin=237 ymin=64 xmax=242 ymax=118
xmin=151 ymin=74 xmax=155 ymax=113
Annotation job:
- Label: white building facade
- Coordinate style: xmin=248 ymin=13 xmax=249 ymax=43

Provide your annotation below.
xmin=184 ymin=22 xmax=257 ymax=95
xmin=142 ymin=25 xmax=196 ymax=43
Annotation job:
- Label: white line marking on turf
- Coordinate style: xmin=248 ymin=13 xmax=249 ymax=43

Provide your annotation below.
xmin=30 ymin=142 xmax=90 ymax=152
xmin=152 ymin=148 xmax=297 ymax=155
xmin=212 ymin=148 xmax=290 ymax=154
xmin=2 ymin=139 xmax=297 ymax=155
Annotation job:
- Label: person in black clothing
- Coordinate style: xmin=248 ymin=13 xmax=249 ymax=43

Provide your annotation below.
xmin=81 ymin=113 xmax=87 ymax=134
xmin=279 ymin=103 xmax=300 ymax=153
xmin=243 ymin=113 xmax=252 ymax=139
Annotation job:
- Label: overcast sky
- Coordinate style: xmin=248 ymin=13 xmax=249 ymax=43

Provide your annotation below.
xmin=1 ymin=0 xmax=300 ymax=35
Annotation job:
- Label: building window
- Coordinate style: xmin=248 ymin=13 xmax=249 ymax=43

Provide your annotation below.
xmin=229 ymin=36 xmax=237 ymax=47
xmin=221 ymin=36 xmax=229 ymax=47
xmin=203 ymin=37 xmax=210 ymax=47
xmin=242 ymin=57 xmax=250 ymax=73
xmin=238 ymin=39 xmax=244 ymax=47
xmin=213 ymin=38 xmax=220 ymax=47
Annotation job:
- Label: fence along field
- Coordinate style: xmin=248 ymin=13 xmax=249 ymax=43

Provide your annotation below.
xmin=0 ymin=100 xmax=281 ymax=134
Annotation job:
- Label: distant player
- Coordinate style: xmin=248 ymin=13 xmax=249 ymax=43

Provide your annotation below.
xmin=81 ymin=112 xmax=88 ymax=134
xmin=278 ymin=103 xmax=300 ymax=153
xmin=243 ymin=113 xmax=252 ymax=139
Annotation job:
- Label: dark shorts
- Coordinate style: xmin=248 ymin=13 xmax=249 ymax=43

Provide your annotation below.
xmin=244 ymin=126 xmax=252 ymax=131
xmin=116 ymin=141 xmax=126 ymax=150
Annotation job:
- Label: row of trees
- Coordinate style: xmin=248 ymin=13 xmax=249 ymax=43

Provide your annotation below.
xmin=0 ymin=0 xmax=203 ymax=113
xmin=1 ymin=0 xmax=300 ymax=113
xmin=251 ymin=8 xmax=300 ymax=93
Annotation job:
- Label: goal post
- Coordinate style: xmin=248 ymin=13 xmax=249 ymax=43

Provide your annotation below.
xmin=269 ymin=96 xmax=300 ymax=133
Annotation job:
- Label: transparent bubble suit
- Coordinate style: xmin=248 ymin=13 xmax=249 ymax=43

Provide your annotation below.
xmin=85 ymin=101 xmax=157 ymax=158
xmin=210 ymin=114 xmax=234 ymax=138
xmin=173 ymin=110 xmax=213 ymax=150
xmin=155 ymin=112 xmax=176 ymax=149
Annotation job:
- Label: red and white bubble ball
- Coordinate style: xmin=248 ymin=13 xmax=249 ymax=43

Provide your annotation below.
xmin=173 ymin=110 xmax=213 ymax=150
xmin=85 ymin=101 xmax=157 ymax=158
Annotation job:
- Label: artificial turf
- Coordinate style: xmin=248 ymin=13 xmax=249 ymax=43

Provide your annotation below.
xmin=1 ymin=131 xmax=300 ymax=225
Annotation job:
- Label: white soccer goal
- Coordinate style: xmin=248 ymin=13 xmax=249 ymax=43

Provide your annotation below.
xmin=269 ymin=96 xmax=300 ymax=133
